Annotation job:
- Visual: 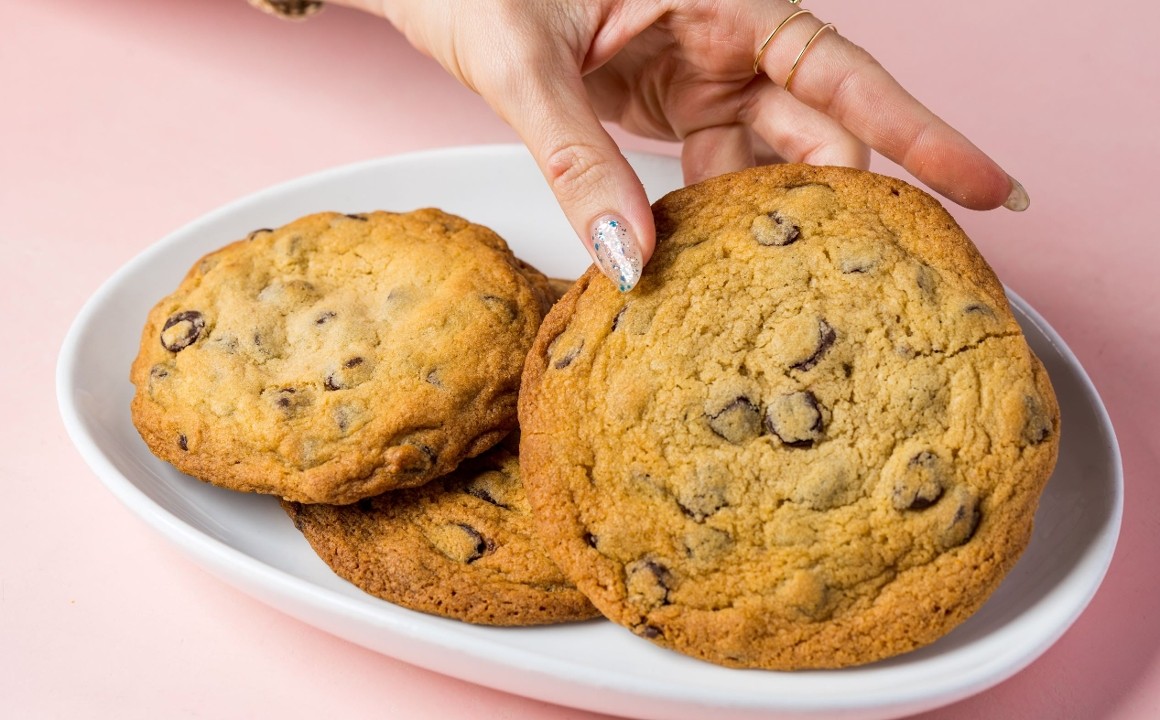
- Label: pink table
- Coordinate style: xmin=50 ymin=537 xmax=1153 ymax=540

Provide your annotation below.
xmin=4 ymin=0 xmax=1157 ymax=717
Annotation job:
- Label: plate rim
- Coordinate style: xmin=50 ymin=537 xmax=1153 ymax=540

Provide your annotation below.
xmin=55 ymin=143 xmax=1125 ymax=719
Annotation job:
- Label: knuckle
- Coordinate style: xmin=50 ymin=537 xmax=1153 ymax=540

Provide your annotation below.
xmin=543 ymin=142 xmax=608 ymax=204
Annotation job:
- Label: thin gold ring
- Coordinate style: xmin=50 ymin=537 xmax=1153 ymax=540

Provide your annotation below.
xmin=752 ymin=9 xmax=814 ymax=75
xmin=784 ymin=23 xmax=835 ymax=93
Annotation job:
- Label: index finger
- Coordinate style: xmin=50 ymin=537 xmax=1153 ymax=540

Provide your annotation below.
xmin=753 ymin=5 xmax=1027 ymax=211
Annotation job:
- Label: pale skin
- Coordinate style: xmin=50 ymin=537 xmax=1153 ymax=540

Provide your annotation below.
xmin=327 ymin=0 xmax=1028 ymax=290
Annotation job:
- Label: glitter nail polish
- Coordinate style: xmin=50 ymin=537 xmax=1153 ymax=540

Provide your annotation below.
xmin=590 ymin=215 xmax=643 ymax=292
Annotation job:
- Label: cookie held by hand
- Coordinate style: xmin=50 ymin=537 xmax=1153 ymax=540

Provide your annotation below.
xmin=518 ymin=164 xmax=1059 ymax=669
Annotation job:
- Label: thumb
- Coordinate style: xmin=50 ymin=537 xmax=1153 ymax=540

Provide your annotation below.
xmin=497 ymin=72 xmax=655 ymax=293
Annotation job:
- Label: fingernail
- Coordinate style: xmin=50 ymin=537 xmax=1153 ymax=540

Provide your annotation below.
xmin=590 ymin=215 xmax=643 ymax=292
xmin=1003 ymin=175 xmax=1030 ymax=212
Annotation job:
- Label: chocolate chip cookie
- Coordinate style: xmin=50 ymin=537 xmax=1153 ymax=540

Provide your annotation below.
xmin=283 ymin=436 xmax=599 ymax=625
xmin=519 ymin=164 xmax=1059 ymax=668
xmin=131 ymin=209 xmax=553 ymax=504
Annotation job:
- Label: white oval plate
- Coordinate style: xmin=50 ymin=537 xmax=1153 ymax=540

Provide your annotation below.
xmin=57 ymin=145 xmax=1122 ymax=720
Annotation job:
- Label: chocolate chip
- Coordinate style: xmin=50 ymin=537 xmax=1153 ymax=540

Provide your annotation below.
xmin=706 ymin=396 xmax=762 ymax=444
xmin=626 ymin=559 xmax=672 ymax=608
xmin=334 ymin=406 xmax=356 ymax=433
xmin=1023 ymin=395 xmax=1053 ymax=445
xmin=325 ymin=357 xmax=372 ymax=392
xmin=551 ymin=338 xmax=584 ymax=369
xmin=459 ymin=524 xmax=491 ymax=563
xmin=610 ymin=306 xmax=627 ymax=332
xmin=160 ymin=311 xmax=205 ymax=352
xmin=764 ymin=391 xmax=825 ymax=448
xmin=430 ymin=523 xmax=493 ymax=564
xmin=916 ymin=264 xmax=938 ymax=298
xmin=467 ymin=487 xmax=510 ymax=510
xmin=267 ymin=386 xmax=310 ymax=415
xmin=424 ymin=368 xmax=442 ymax=387
xmin=790 ymin=319 xmax=836 ymax=372
xmin=892 ymin=451 xmax=947 ymax=510
xmin=344 ymin=213 xmax=368 ymax=221
xmin=751 ymin=211 xmax=801 ymax=247
xmin=939 ymin=488 xmax=981 ymax=548
xmin=583 ymin=532 xmax=599 ymax=548
xmin=246 ymin=228 xmax=273 ymax=240
xmin=639 ymin=625 xmax=663 ymax=639
xmin=890 ymin=188 xmax=901 ymax=197
xmin=481 ymin=294 xmax=518 ymax=321
xmin=150 ymin=364 xmax=170 ymax=381
xmin=840 ymin=259 xmax=874 ymax=274
xmin=315 ymin=311 xmax=336 ymax=325
xmin=681 ymin=526 xmax=731 ymax=561
xmin=177 ymin=434 xmax=188 ymax=451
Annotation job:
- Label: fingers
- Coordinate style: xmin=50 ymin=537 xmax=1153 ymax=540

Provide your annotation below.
xmin=495 ymin=69 xmax=656 ymax=292
xmin=681 ymin=124 xmax=754 ymax=185
xmin=752 ymin=5 xmax=1023 ymax=211
xmin=743 ymin=84 xmax=870 ymax=170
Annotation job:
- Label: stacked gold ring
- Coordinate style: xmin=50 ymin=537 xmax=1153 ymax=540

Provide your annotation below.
xmin=753 ymin=3 xmax=837 ymax=92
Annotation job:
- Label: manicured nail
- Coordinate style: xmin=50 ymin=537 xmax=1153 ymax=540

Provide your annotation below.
xmin=1003 ymin=175 xmax=1030 ymax=212
xmin=590 ymin=215 xmax=643 ymax=292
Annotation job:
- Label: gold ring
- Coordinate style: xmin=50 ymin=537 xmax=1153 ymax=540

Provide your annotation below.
xmin=784 ymin=23 xmax=835 ymax=92
xmin=753 ymin=9 xmax=814 ymax=75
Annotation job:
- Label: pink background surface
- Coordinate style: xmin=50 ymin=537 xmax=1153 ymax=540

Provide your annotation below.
xmin=3 ymin=0 xmax=1157 ymax=717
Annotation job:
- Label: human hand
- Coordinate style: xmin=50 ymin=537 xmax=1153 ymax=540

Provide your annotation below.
xmin=342 ymin=0 xmax=1027 ymax=291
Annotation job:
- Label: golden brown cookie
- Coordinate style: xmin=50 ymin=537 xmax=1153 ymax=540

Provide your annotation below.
xmin=283 ymin=436 xmax=600 ymax=625
xmin=519 ymin=164 xmax=1059 ymax=669
xmin=131 ymin=209 xmax=552 ymax=504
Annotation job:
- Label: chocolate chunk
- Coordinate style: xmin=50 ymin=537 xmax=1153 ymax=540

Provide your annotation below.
xmin=177 ymin=433 xmax=188 ymax=451
xmin=314 ymin=311 xmax=336 ymax=325
xmin=551 ymin=339 xmax=584 ymax=369
xmin=344 ymin=213 xmax=368 ymax=221
xmin=324 ymin=356 xmax=372 ymax=391
xmin=583 ymin=532 xmax=599 ymax=548
xmin=481 ymin=294 xmax=518 ymax=321
xmin=611 ymin=305 xmax=627 ymax=332
xmin=266 ymin=386 xmax=311 ymax=415
xmin=938 ymin=487 xmax=981 ymax=548
xmin=429 ymin=523 xmax=493 ymax=564
xmin=639 ymin=625 xmax=663 ymax=639
xmin=751 ymin=211 xmax=801 ymax=247
xmin=1022 ymin=394 xmax=1053 ymax=445
xmin=916 ymin=264 xmax=938 ymax=299
xmin=150 ymin=364 xmax=171 ymax=381
xmin=245 ymin=228 xmax=273 ymax=240
xmin=790 ymin=319 xmax=837 ymax=372
xmin=333 ymin=405 xmax=358 ymax=433
xmin=467 ymin=487 xmax=509 ymax=509
xmin=626 ymin=559 xmax=672 ymax=608
xmin=764 ymin=391 xmax=825 ymax=448
xmin=706 ymin=396 xmax=762 ymax=444
xmin=424 ymin=368 xmax=442 ymax=387
xmin=892 ymin=451 xmax=947 ymax=510
xmin=160 ymin=311 xmax=205 ymax=352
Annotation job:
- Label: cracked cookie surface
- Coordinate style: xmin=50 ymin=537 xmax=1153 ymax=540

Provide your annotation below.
xmin=283 ymin=436 xmax=599 ymax=625
xmin=519 ymin=164 xmax=1059 ymax=669
xmin=131 ymin=209 xmax=552 ymax=504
